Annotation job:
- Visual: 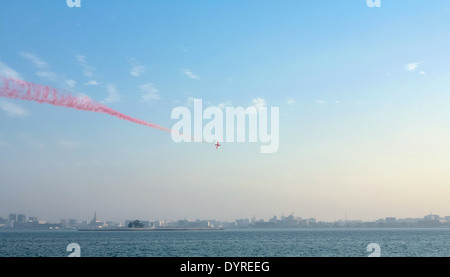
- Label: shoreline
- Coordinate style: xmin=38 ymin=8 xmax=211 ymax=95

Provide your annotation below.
xmin=77 ymin=227 xmax=224 ymax=231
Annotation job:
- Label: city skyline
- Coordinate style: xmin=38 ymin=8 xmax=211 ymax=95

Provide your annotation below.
xmin=1 ymin=210 xmax=448 ymax=226
xmin=1 ymin=1 xmax=450 ymax=222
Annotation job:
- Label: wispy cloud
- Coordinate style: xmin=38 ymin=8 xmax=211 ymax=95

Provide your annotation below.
xmin=405 ymin=63 xmax=418 ymax=71
xmin=130 ymin=65 xmax=146 ymax=77
xmin=252 ymin=97 xmax=266 ymax=108
xmin=36 ymin=71 xmax=56 ymax=80
xmin=20 ymin=52 xmax=59 ymax=82
xmin=129 ymin=58 xmax=146 ymax=77
xmin=20 ymin=51 xmax=48 ymax=69
xmin=246 ymin=97 xmax=267 ymax=114
xmin=102 ymin=84 xmax=121 ymax=104
xmin=84 ymin=80 xmax=99 ymax=86
xmin=77 ymin=55 xmax=95 ymax=78
xmin=182 ymin=69 xmax=200 ymax=80
xmin=184 ymin=96 xmax=194 ymax=108
xmin=0 ymin=61 xmax=23 ymax=79
xmin=405 ymin=62 xmax=423 ymax=72
xmin=139 ymin=83 xmax=160 ymax=102
xmin=287 ymin=98 xmax=296 ymax=105
xmin=0 ymin=100 xmax=29 ymax=117
xmin=130 ymin=58 xmax=146 ymax=77
xmin=65 ymin=79 xmax=77 ymax=88
xmin=317 ymin=100 xmax=326 ymax=105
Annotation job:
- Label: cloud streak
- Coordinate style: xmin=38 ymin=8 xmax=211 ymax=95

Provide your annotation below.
xmin=20 ymin=52 xmax=49 ymax=69
xmin=102 ymin=84 xmax=121 ymax=104
xmin=139 ymin=83 xmax=160 ymax=102
xmin=20 ymin=52 xmax=59 ymax=82
xmin=84 ymin=80 xmax=99 ymax=86
xmin=182 ymin=69 xmax=200 ymax=80
xmin=130 ymin=65 xmax=146 ymax=77
xmin=252 ymin=97 xmax=266 ymax=108
xmin=77 ymin=55 xmax=95 ymax=78
xmin=0 ymin=61 xmax=23 ymax=80
xmin=405 ymin=62 xmax=424 ymax=72
xmin=65 ymin=79 xmax=76 ymax=88
xmin=0 ymin=100 xmax=29 ymax=117
xmin=20 ymin=52 xmax=75 ymax=88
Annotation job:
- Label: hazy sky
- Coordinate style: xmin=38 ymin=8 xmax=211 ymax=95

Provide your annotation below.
xmin=1 ymin=0 xmax=450 ymax=223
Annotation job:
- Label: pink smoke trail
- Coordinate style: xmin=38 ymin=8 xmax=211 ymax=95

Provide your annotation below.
xmin=0 ymin=77 xmax=208 ymax=143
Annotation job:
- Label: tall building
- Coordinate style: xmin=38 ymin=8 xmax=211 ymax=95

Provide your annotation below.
xmin=8 ymin=213 xmax=16 ymax=222
xmin=89 ymin=211 xmax=104 ymax=228
xmin=92 ymin=211 xmax=97 ymax=224
xmin=17 ymin=214 xmax=26 ymax=223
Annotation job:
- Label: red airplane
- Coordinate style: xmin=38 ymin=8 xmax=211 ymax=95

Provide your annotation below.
xmin=215 ymin=141 xmax=221 ymax=149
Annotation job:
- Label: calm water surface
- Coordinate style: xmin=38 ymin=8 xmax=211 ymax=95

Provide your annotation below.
xmin=1 ymin=228 xmax=449 ymax=257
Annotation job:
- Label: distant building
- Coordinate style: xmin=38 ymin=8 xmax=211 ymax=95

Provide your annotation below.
xmin=17 ymin=214 xmax=26 ymax=223
xmin=177 ymin=219 xmax=189 ymax=227
xmin=89 ymin=212 xmax=104 ymax=228
xmin=0 ymin=217 xmax=7 ymax=227
xmin=280 ymin=213 xmax=299 ymax=227
xmin=269 ymin=216 xmax=278 ymax=223
xmin=298 ymin=219 xmax=308 ymax=227
xmin=38 ymin=223 xmax=62 ymax=230
xmin=105 ymin=221 xmax=120 ymax=228
xmin=385 ymin=217 xmax=396 ymax=223
xmin=9 ymin=213 xmax=16 ymax=222
xmin=158 ymin=220 xmax=167 ymax=227
xmin=424 ymin=213 xmax=440 ymax=221
xmin=235 ymin=218 xmax=250 ymax=228
xmin=397 ymin=218 xmax=419 ymax=224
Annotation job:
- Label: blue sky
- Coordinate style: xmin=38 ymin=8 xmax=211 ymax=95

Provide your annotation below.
xmin=1 ymin=0 xmax=450 ymax=222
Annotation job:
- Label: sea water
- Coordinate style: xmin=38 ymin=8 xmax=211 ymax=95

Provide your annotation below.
xmin=1 ymin=228 xmax=449 ymax=257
